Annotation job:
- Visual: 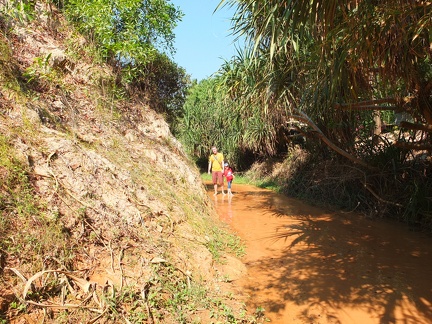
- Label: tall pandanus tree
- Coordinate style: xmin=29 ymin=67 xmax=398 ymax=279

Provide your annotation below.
xmin=216 ymin=49 xmax=291 ymax=156
xmin=331 ymin=0 xmax=432 ymax=151
xmin=219 ymin=0 xmax=432 ymax=163
xmin=218 ymin=0 xmax=369 ymax=165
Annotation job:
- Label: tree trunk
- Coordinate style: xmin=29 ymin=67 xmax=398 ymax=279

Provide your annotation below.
xmin=372 ymin=110 xmax=382 ymax=145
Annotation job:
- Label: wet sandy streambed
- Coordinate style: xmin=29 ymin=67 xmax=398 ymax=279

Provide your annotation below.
xmin=208 ymin=183 xmax=432 ymax=324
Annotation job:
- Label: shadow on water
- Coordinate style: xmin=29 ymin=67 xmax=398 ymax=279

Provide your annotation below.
xmin=208 ymin=183 xmax=432 ymax=324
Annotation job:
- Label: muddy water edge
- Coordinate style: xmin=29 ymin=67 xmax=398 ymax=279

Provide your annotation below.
xmin=207 ymin=183 xmax=432 ymax=324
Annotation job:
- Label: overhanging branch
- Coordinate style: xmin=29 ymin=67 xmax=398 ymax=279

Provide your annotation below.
xmin=394 ymin=141 xmax=432 ymax=151
xmin=335 ymin=105 xmax=398 ymax=111
xmin=335 ymin=98 xmax=399 ymax=111
xmin=289 ymin=110 xmax=375 ymax=170
xmin=399 ymin=121 xmax=432 ymax=133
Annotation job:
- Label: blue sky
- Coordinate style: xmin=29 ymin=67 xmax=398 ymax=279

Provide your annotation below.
xmin=170 ymin=0 xmax=241 ymax=81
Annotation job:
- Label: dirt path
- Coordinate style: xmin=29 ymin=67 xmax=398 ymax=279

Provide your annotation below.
xmin=208 ymin=183 xmax=432 ymax=324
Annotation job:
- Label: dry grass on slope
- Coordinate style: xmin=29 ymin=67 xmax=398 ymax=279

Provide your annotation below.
xmin=0 ymin=3 xmax=254 ymax=323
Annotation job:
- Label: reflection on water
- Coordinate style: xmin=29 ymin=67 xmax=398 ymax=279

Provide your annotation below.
xmin=213 ymin=192 xmax=233 ymax=223
xmin=207 ymin=182 xmax=432 ymax=324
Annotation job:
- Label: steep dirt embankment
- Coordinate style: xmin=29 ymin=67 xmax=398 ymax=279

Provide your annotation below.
xmin=0 ymin=4 xmax=248 ymax=323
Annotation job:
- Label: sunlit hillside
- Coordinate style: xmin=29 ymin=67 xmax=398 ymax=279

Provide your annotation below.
xmin=0 ymin=2 xmax=257 ymax=323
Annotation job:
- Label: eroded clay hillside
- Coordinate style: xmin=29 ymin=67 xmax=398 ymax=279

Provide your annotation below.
xmin=0 ymin=3 xmax=250 ymax=323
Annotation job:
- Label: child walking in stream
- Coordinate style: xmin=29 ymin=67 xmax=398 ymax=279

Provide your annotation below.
xmin=223 ymin=163 xmax=235 ymax=196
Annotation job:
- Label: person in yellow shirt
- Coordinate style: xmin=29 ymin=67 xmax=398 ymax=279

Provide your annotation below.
xmin=208 ymin=146 xmax=225 ymax=195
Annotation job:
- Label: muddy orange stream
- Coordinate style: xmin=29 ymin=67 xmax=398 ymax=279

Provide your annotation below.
xmin=208 ymin=183 xmax=432 ymax=324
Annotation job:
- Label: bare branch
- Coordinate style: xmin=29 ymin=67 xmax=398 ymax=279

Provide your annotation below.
xmin=394 ymin=141 xmax=432 ymax=151
xmin=335 ymin=98 xmax=400 ymax=111
xmin=335 ymin=105 xmax=398 ymax=111
xmin=289 ymin=110 xmax=375 ymax=170
xmin=399 ymin=121 xmax=432 ymax=133
xmin=335 ymin=97 xmax=398 ymax=107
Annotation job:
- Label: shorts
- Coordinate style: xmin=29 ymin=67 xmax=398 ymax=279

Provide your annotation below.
xmin=212 ymin=171 xmax=223 ymax=185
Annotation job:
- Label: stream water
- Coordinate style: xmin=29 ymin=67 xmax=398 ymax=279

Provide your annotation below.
xmin=208 ymin=183 xmax=432 ymax=324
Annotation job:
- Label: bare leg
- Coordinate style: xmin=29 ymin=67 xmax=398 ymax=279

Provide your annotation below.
xmin=214 ymin=184 xmax=218 ymax=195
xmin=221 ymin=184 xmax=225 ymax=195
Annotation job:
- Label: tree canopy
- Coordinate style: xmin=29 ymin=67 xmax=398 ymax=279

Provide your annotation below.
xmin=59 ymin=0 xmax=190 ymax=123
xmin=207 ymin=0 xmax=432 ymax=163
xmin=64 ymin=0 xmax=183 ymax=65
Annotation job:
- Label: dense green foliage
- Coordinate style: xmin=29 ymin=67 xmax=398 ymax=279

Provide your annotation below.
xmin=63 ymin=0 xmax=182 ymax=63
xmin=176 ymin=78 xmax=243 ymax=167
xmin=177 ymin=0 xmax=432 ymax=227
xmin=61 ymin=0 xmax=190 ymax=121
xmin=127 ymin=52 xmax=191 ymax=130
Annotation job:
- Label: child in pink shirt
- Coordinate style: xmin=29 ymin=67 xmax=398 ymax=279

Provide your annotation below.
xmin=223 ymin=163 xmax=235 ymax=196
